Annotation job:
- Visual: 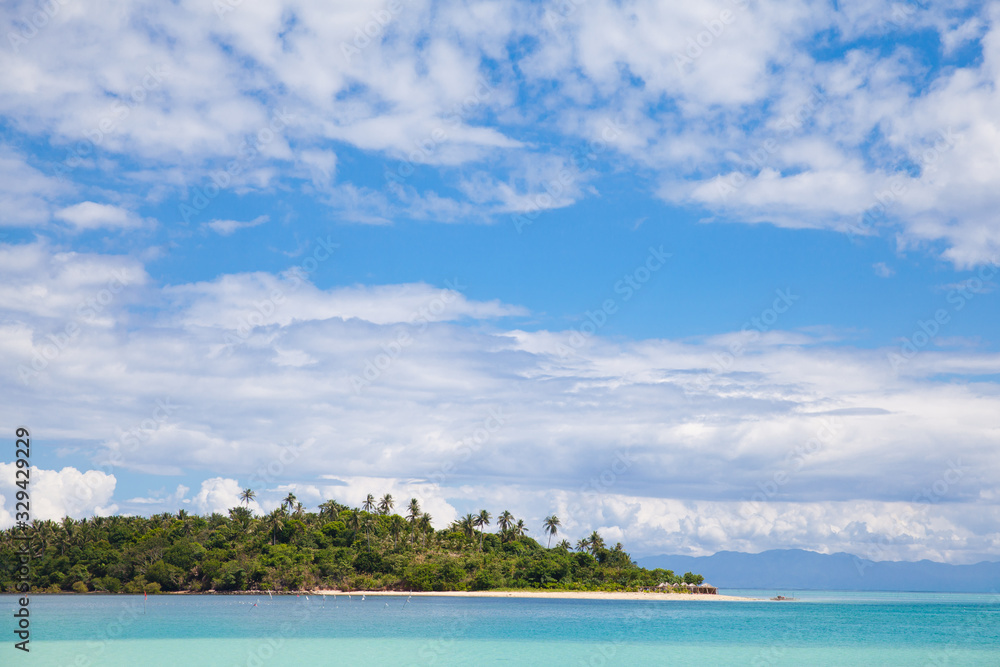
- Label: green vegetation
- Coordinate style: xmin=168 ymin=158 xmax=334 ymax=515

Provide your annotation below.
xmin=0 ymin=495 xmax=702 ymax=594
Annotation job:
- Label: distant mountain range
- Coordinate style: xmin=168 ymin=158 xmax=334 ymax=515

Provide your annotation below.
xmin=636 ymin=549 xmax=1000 ymax=592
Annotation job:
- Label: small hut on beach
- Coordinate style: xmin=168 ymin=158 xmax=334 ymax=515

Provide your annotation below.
xmin=641 ymin=582 xmax=719 ymax=595
xmin=683 ymin=582 xmax=718 ymax=595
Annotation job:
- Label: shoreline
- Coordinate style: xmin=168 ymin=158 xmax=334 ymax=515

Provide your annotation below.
xmin=8 ymin=589 xmax=759 ymax=601
xmin=306 ymin=589 xmax=759 ymax=601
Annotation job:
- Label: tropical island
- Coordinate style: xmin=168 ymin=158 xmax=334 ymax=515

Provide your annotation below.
xmin=0 ymin=491 xmax=707 ymax=595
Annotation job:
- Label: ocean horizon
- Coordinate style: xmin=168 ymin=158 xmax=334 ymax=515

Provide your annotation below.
xmin=7 ymin=590 xmax=998 ymax=666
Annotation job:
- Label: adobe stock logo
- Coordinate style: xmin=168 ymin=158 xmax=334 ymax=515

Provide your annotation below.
xmin=887 ymin=257 xmax=998 ymax=371
xmin=557 ymin=246 xmax=670 ymax=357
xmin=18 ymin=270 xmax=134 ymax=385
xmin=339 ymin=1 xmax=406 ymax=62
xmin=7 ymin=0 xmax=73 ymax=53
xmin=349 ymin=280 xmax=466 ymax=393
xmin=673 ymin=0 xmax=751 ymax=74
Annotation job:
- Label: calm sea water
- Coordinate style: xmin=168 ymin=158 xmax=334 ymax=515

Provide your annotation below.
xmin=4 ymin=591 xmax=998 ymax=666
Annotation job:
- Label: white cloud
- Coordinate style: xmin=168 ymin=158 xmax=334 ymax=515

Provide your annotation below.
xmin=0 ymin=241 xmax=147 ymax=322
xmin=2 ymin=243 xmax=998 ymax=561
xmin=942 ymin=16 xmax=987 ymax=54
xmin=0 ymin=0 xmax=520 ymax=171
xmin=652 ymin=10 xmax=1000 ymax=267
xmin=1 ymin=0 xmax=996 ymax=263
xmin=126 ymin=484 xmax=189 ymax=506
xmin=250 ymin=477 xmax=460 ymax=528
xmin=55 ymin=202 xmax=141 ymax=231
xmin=5 ymin=7 xmax=1000 ymax=562
xmin=204 ymin=215 xmax=269 ymax=236
xmin=165 ymin=273 xmax=527 ymax=329
xmin=617 ymin=496 xmax=1000 ymax=564
xmin=191 ymin=477 xmax=246 ymax=516
xmin=297 ymin=151 xmax=337 ymax=190
xmin=0 ymin=465 xmax=117 ymax=527
xmin=873 ymin=262 xmax=895 ymax=278
xmin=0 ymin=145 xmax=66 ymax=227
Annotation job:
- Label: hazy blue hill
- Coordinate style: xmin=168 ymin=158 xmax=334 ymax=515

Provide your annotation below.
xmin=637 ymin=549 xmax=1000 ymax=592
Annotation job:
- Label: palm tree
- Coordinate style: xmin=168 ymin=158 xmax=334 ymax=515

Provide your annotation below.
xmin=497 ymin=510 xmax=514 ymax=543
xmin=378 ymin=493 xmax=394 ymax=515
xmin=406 ymin=498 xmax=421 ymax=522
xmin=474 ymin=510 xmax=491 ymax=550
xmin=240 ymin=488 xmax=256 ymax=509
xmin=388 ymin=515 xmax=404 ymax=549
xmin=58 ymin=518 xmax=78 ymax=556
xmin=282 ymin=492 xmax=297 ymax=515
xmin=265 ymin=509 xmax=285 ymax=545
xmin=347 ymin=509 xmax=362 ymax=534
xmin=294 ymin=502 xmax=305 ymax=518
xmin=418 ymin=512 xmax=433 ymax=545
xmin=318 ymin=500 xmax=340 ymax=521
xmin=576 ymin=537 xmax=590 ymax=553
xmin=362 ymin=494 xmax=376 ymax=513
xmin=362 ymin=513 xmax=374 ymax=551
xmin=556 ymin=539 xmax=571 ymax=551
xmin=33 ymin=520 xmax=54 ymax=552
xmin=406 ymin=499 xmax=421 ymax=543
xmin=455 ymin=513 xmax=477 ymax=545
xmin=228 ymin=506 xmax=252 ymax=529
xmin=543 ymin=515 xmax=561 ymax=548
xmin=588 ymin=531 xmax=605 ymax=556
xmin=515 ymin=519 xmax=528 ymax=538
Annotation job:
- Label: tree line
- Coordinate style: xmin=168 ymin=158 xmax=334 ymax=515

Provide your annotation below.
xmin=0 ymin=491 xmax=704 ymax=594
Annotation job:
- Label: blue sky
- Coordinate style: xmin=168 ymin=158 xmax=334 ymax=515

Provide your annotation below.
xmin=1 ymin=0 xmax=999 ymax=563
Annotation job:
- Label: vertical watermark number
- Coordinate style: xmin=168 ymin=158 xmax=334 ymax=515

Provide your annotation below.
xmin=13 ymin=426 xmax=32 ymax=652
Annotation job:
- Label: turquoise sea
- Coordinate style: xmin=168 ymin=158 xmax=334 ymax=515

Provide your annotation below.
xmin=4 ymin=591 xmax=999 ymax=666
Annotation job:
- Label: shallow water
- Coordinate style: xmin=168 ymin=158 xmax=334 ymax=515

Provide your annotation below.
xmin=5 ymin=591 xmax=999 ymax=666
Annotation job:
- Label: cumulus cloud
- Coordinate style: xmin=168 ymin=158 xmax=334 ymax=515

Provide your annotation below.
xmin=0 ymin=465 xmax=117 ymax=527
xmin=657 ymin=10 xmax=1000 ymax=267
xmin=4 ymin=3 xmax=1000 ymax=561
xmin=191 ymin=477 xmax=246 ymax=516
xmin=0 ymin=145 xmax=65 ymax=227
xmin=55 ymin=202 xmax=142 ymax=231
xmin=440 ymin=486 xmax=1000 ymax=564
xmin=0 ymin=0 xmax=534 ymax=223
xmin=164 ymin=273 xmax=527 ymax=329
xmin=1 ymin=1 xmax=998 ymax=260
xmin=0 ymin=241 xmax=147 ymax=322
xmin=2 ymin=243 xmax=999 ymax=562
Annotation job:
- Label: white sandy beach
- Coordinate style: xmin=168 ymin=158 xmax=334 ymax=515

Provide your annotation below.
xmin=308 ymin=589 xmax=757 ymax=601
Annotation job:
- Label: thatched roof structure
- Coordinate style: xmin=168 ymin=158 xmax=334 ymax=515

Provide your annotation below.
xmin=640 ymin=581 xmax=719 ymax=595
